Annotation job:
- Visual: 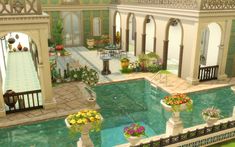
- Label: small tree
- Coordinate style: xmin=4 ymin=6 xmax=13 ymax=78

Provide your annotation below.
xmin=52 ymin=18 xmax=63 ymax=45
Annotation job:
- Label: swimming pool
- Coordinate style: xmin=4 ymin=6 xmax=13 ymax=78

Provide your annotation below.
xmin=0 ymin=79 xmax=235 ymax=147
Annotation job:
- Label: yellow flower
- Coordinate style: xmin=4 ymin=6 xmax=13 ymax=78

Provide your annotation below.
xmin=87 ymin=112 xmax=92 ymax=116
xmin=77 ymin=119 xmax=83 ymax=124
xmin=95 ymin=115 xmax=101 ymax=120
xmin=90 ymin=117 xmax=95 ymax=122
xmin=82 ymin=118 xmax=88 ymax=124
xmin=70 ymin=119 xmax=76 ymax=125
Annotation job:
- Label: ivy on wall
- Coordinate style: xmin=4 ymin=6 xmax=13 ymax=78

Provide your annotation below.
xmin=226 ymin=20 xmax=235 ymax=77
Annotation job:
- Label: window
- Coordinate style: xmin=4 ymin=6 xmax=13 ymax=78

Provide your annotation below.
xmin=93 ymin=17 xmax=101 ymax=36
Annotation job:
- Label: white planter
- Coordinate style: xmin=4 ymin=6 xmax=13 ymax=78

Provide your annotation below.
xmin=126 ymin=136 xmax=142 ymax=146
xmin=87 ymin=39 xmax=95 ymax=49
xmin=160 ymin=99 xmax=193 ymax=112
xmin=65 ymin=118 xmax=94 ymax=147
xmin=87 ymin=98 xmax=96 ymax=108
xmin=202 ymin=115 xmax=219 ymax=126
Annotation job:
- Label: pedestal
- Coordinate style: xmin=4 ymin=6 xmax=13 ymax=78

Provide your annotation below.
xmin=101 ymin=57 xmax=111 ymax=75
xmin=166 ymin=112 xmax=183 ymax=136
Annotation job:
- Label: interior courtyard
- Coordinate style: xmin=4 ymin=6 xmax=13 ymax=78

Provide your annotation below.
xmin=1 ymin=0 xmax=235 ymax=147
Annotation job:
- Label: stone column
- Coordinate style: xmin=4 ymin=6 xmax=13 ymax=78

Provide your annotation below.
xmin=0 ymin=84 xmax=6 ymax=117
xmin=126 ymin=29 xmax=129 ymax=51
xmin=178 ymin=44 xmax=184 ymax=78
xmin=38 ymin=29 xmax=56 ymax=109
xmin=142 ymin=34 xmax=146 ymax=53
xmin=217 ymin=20 xmax=232 ymax=80
xmin=135 ymin=14 xmax=145 ymax=55
xmin=162 ymin=40 xmax=169 ymax=70
xmin=186 ymin=23 xmax=201 ymax=85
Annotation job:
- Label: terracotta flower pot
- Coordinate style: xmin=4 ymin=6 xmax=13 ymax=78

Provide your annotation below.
xmin=55 ymin=45 xmax=64 ymax=51
xmin=121 ymin=60 xmax=130 ymax=69
xmin=17 ymin=43 xmax=22 ymax=51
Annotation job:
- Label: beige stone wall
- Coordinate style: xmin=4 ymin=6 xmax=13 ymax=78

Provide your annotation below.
xmin=110 ymin=5 xmax=235 ymax=84
xmin=0 ymin=14 xmax=56 ymax=116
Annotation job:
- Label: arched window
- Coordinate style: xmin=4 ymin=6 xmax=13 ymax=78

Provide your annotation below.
xmin=93 ymin=17 xmax=101 ymax=36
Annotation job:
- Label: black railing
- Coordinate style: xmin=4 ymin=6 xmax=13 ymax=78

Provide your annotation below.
xmin=3 ymin=89 xmax=42 ymax=114
xmin=134 ymin=120 xmax=235 ymax=147
xmin=198 ymin=65 xmax=219 ymax=81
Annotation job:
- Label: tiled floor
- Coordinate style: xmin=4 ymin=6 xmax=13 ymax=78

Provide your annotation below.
xmin=4 ymin=52 xmax=41 ymax=92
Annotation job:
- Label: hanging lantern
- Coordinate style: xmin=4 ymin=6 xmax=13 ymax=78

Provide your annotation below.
xmin=15 ymin=34 xmax=19 ymax=39
xmin=8 ymin=33 xmax=15 ymax=44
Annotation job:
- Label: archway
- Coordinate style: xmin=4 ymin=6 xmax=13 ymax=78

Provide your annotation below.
xmin=198 ymin=23 xmax=221 ymax=81
xmin=143 ymin=15 xmax=156 ymax=54
xmin=62 ymin=12 xmax=82 ymax=47
xmin=113 ymin=11 xmax=121 ymax=46
xmin=163 ymin=18 xmax=184 ymax=77
xmin=0 ymin=32 xmax=42 ymax=113
xmin=126 ymin=13 xmax=136 ymax=55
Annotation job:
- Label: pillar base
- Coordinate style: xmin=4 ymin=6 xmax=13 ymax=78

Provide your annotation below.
xmin=0 ymin=109 xmax=6 ymax=118
xmin=217 ymin=74 xmax=228 ymax=81
xmin=43 ymin=99 xmax=57 ymax=110
xmin=166 ymin=118 xmax=183 ymax=136
xmin=186 ymin=77 xmax=199 ymax=85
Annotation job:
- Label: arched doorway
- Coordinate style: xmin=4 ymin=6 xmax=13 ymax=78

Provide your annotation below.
xmin=143 ymin=15 xmax=156 ymax=54
xmin=62 ymin=12 xmax=82 ymax=47
xmin=126 ymin=13 xmax=136 ymax=56
xmin=113 ymin=11 xmax=121 ymax=46
xmin=163 ymin=18 xmax=184 ymax=77
xmin=198 ymin=23 xmax=221 ymax=81
xmin=0 ymin=32 xmax=42 ymax=113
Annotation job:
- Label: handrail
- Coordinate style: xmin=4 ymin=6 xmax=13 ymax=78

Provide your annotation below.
xmin=150 ymin=71 xmax=161 ymax=82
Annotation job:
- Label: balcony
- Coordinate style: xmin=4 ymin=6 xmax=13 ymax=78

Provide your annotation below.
xmin=110 ymin=0 xmax=235 ymax=10
xmin=0 ymin=0 xmax=42 ymax=16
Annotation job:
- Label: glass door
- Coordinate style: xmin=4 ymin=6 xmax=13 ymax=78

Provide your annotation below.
xmin=62 ymin=12 xmax=82 ymax=47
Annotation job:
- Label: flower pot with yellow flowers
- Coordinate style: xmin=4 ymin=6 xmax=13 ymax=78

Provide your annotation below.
xmin=65 ymin=110 xmax=103 ymax=147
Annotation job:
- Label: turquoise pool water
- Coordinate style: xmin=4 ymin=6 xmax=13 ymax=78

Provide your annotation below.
xmin=0 ymin=79 xmax=235 ymax=147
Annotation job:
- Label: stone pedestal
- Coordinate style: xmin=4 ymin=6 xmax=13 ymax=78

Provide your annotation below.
xmin=166 ymin=112 xmax=183 ymax=136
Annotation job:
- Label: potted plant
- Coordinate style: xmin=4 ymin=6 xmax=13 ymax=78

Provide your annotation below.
xmin=65 ymin=110 xmax=103 ymax=147
xmin=138 ymin=54 xmax=149 ymax=72
xmin=52 ymin=18 xmax=64 ymax=51
xmin=124 ymin=123 xmax=145 ymax=146
xmin=202 ymin=107 xmax=221 ymax=126
xmin=120 ymin=57 xmax=130 ymax=69
xmin=161 ymin=93 xmax=193 ymax=135
xmin=86 ymin=36 xmax=95 ymax=49
xmin=161 ymin=93 xmax=193 ymax=112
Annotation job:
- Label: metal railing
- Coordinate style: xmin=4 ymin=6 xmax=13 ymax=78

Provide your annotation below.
xmin=3 ymin=89 xmax=42 ymax=114
xmin=0 ymin=0 xmax=42 ymax=16
xmin=198 ymin=65 xmax=219 ymax=82
xmin=111 ymin=0 xmax=235 ymax=10
xmin=134 ymin=120 xmax=235 ymax=147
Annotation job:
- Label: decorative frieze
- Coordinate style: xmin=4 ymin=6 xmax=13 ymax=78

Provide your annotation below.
xmin=111 ymin=0 xmax=235 ymax=10
xmin=0 ymin=0 xmax=42 ymax=15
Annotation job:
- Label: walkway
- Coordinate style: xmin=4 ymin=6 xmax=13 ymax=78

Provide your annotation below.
xmin=4 ymin=52 xmax=41 ymax=92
